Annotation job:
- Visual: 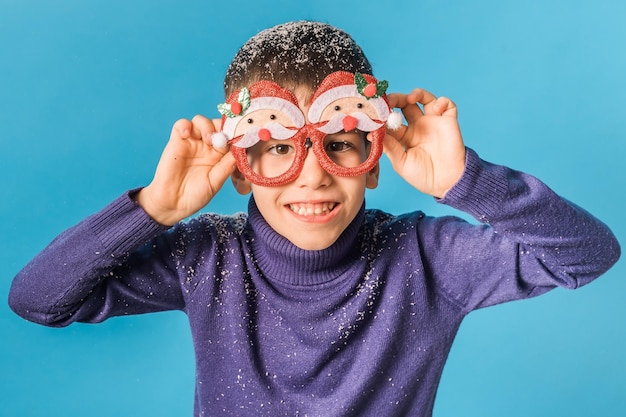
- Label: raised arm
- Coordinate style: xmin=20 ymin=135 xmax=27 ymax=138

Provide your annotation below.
xmin=9 ymin=115 xmax=236 ymax=326
xmin=383 ymin=88 xmax=466 ymax=199
xmin=136 ymin=115 xmax=236 ymax=225
xmin=384 ymin=88 xmax=620 ymax=310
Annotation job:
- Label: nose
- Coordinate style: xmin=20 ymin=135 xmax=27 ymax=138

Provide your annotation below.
xmin=295 ymin=139 xmax=331 ymax=188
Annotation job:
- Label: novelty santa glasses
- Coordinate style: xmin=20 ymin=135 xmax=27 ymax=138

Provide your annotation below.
xmin=212 ymin=71 xmax=401 ymax=187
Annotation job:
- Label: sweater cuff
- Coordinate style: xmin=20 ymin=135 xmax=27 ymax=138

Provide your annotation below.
xmin=89 ymin=189 xmax=170 ymax=257
xmin=437 ymin=148 xmax=509 ymax=223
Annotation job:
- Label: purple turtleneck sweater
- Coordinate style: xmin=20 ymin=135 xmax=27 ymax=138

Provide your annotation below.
xmin=9 ymin=149 xmax=620 ymax=416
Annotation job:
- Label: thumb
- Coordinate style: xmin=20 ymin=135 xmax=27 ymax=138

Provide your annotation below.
xmin=385 ymin=123 xmax=407 ymax=142
xmin=207 ymin=151 xmax=238 ymax=192
xmin=382 ymin=132 xmax=408 ymax=171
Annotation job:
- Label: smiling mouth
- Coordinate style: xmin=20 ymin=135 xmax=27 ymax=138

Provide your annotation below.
xmin=288 ymin=202 xmax=337 ymax=216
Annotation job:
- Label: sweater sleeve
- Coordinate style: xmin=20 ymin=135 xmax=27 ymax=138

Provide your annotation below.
xmin=8 ymin=190 xmax=186 ymax=327
xmin=418 ymin=148 xmax=621 ymax=312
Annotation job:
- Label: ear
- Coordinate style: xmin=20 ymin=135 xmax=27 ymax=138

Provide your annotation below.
xmin=365 ymin=162 xmax=379 ymax=189
xmin=231 ymin=168 xmax=252 ymax=195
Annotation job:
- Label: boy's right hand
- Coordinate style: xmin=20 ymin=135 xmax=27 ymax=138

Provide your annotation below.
xmin=136 ymin=115 xmax=236 ymax=226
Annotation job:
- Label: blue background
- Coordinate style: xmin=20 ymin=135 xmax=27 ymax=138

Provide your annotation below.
xmin=1 ymin=1 xmax=624 ymax=415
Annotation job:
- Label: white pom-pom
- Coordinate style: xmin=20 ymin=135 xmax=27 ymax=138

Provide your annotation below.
xmin=386 ymin=111 xmax=403 ymax=130
xmin=211 ymin=132 xmax=228 ymax=149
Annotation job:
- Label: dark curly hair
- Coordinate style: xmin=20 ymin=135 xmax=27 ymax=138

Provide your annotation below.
xmin=223 ymin=21 xmax=372 ymax=101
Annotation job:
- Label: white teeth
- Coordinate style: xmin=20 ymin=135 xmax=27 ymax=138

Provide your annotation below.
xmin=289 ymin=203 xmax=336 ymax=216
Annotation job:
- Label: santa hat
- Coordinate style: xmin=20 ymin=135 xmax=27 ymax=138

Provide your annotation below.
xmin=212 ymin=81 xmax=305 ymax=148
xmin=307 ymin=71 xmax=402 ymax=130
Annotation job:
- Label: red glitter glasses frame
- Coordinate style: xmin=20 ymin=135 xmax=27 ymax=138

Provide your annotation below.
xmin=215 ymin=71 xmax=392 ymax=187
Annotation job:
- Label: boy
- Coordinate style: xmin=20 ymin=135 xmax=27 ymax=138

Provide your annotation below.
xmin=8 ymin=21 xmax=620 ymax=417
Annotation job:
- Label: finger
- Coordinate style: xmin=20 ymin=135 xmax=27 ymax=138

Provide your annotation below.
xmin=384 ymin=123 xmax=408 ymax=143
xmin=172 ymin=118 xmax=193 ymax=139
xmin=383 ymin=132 xmax=417 ymax=178
xmin=387 ymin=92 xmax=424 ymax=125
xmin=213 ymin=151 xmax=237 ymax=175
xmin=408 ymin=88 xmax=438 ymax=107
xmin=386 ymin=92 xmax=409 ymax=109
xmin=382 ymin=131 xmax=408 ymax=170
xmin=190 ymin=114 xmax=214 ymax=140
xmin=408 ymin=88 xmax=441 ymax=116
xmin=191 ymin=114 xmax=231 ymax=152
xmin=432 ymin=96 xmax=458 ymax=117
xmin=207 ymin=151 xmax=238 ymax=192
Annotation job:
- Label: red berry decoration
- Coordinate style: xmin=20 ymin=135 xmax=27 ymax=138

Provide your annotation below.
xmin=354 ymin=73 xmax=388 ymax=99
xmin=363 ymin=84 xmax=377 ymax=98
xmin=231 ymin=102 xmax=242 ymax=115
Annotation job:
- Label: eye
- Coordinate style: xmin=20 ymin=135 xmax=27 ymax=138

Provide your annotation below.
xmin=247 ymin=118 xmax=254 ymax=124
xmin=268 ymin=144 xmax=294 ymax=156
xmin=326 ymin=141 xmax=353 ymax=153
xmin=334 ymin=105 xmax=341 ymax=111
xmin=357 ymin=103 xmax=363 ymax=109
xmin=270 ymin=114 xmax=276 ymax=120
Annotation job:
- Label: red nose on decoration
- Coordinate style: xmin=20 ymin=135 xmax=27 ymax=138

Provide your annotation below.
xmin=231 ymin=102 xmax=242 ymax=115
xmin=258 ymin=128 xmax=271 ymax=141
xmin=342 ymin=115 xmax=358 ymax=132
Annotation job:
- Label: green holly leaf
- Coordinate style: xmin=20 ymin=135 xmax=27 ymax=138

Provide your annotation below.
xmin=217 ymin=103 xmax=235 ymax=118
xmin=375 ymin=80 xmax=389 ymax=97
xmin=354 ymin=72 xmax=388 ymax=99
xmin=355 ymin=73 xmax=368 ymax=93
xmin=238 ymin=87 xmax=251 ymax=112
xmin=217 ymin=87 xmax=252 ymax=118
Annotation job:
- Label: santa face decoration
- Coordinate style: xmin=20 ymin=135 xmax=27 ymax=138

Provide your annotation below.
xmin=214 ymin=71 xmax=400 ymax=187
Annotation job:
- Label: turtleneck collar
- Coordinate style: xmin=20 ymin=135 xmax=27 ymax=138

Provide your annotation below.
xmin=245 ymin=197 xmax=366 ymax=287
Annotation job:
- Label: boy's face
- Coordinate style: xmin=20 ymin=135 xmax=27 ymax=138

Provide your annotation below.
xmin=232 ymin=87 xmax=379 ymax=250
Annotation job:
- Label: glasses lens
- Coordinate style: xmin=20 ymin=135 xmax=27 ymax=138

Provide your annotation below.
xmin=322 ymin=130 xmax=371 ymax=169
xmin=245 ymin=138 xmax=298 ymax=180
xmin=242 ymin=130 xmax=375 ymax=182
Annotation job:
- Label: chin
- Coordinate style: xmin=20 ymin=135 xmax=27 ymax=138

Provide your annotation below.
xmin=291 ymin=235 xmax=338 ymax=251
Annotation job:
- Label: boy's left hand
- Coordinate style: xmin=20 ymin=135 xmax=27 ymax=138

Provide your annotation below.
xmin=384 ymin=89 xmax=466 ymax=198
